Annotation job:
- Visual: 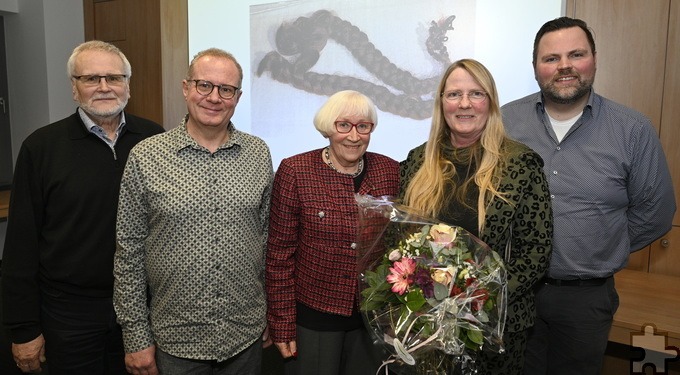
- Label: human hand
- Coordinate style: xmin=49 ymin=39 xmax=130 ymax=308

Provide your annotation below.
xmin=262 ymin=326 xmax=273 ymax=348
xmin=274 ymin=341 xmax=297 ymax=359
xmin=125 ymin=345 xmax=158 ymax=375
xmin=12 ymin=334 xmax=46 ymax=373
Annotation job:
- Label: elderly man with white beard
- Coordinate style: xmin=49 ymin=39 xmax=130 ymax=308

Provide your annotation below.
xmin=1 ymin=40 xmax=162 ymax=374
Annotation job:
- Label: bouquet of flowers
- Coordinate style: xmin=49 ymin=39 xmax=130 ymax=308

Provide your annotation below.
xmin=356 ymin=195 xmax=507 ymax=374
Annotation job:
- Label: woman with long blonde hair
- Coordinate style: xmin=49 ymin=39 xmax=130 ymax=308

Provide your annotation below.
xmin=400 ymin=59 xmax=553 ymax=374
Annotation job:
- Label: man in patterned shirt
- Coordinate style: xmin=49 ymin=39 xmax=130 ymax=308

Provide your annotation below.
xmin=502 ymin=17 xmax=675 ymax=375
xmin=114 ymin=48 xmax=273 ymax=375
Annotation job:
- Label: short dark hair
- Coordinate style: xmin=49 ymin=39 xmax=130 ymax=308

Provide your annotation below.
xmin=532 ymin=17 xmax=596 ymax=67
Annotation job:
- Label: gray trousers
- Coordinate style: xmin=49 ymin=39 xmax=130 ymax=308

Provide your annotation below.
xmin=155 ymin=339 xmax=262 ymax=375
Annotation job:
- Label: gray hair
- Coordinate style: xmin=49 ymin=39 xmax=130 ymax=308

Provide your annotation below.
xmin=313 ymin=90 xmax=378 ymax=138
xmin=66 ymin=40 xmax=132 ymax=78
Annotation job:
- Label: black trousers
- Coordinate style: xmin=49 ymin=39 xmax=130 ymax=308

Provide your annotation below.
xmin=523 ymin=277 xmax=618 ymax=375
xmin=283 ymin=325 xmax=384 ymax=375
xmin=40 ymin=288 xmax=126 ymax=375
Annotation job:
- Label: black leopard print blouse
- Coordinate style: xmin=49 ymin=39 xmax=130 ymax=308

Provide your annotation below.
xmin=399 ymin=138 xmax=553 ymax=332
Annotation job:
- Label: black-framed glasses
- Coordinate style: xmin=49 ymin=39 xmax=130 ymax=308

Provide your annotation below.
xmin=190 ymin=79 xmax=240 ymax=100
xmin=334 ymin=121 xmax=374 ymax=134
xmin=72 ymin=74 xmax=128 ymax=86
xmin=441 ymin=90 xmax=487 ymax=103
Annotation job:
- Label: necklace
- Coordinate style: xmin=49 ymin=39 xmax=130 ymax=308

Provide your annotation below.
xmin=324 ymin=147 xmax=364 ymax=177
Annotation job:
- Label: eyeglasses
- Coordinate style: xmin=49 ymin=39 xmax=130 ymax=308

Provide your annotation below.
xmin=190 ymin=79 xmax=240 ymax=100
xmin=441 ymin=90 xmax=487 ymax=103
xmin=72 ymin=74 xmax=128 ymax=86
xmin=334 ymin=121 xmax=374 ymax=135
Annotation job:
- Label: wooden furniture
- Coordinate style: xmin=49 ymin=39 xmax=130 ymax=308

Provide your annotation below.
xmin=610 ymin=269 xmax=680 ymax=348
xmin=0 ymin=190 xmax=9 ymax=221
xmin=605 ymin=269 xmax=680 ymax=374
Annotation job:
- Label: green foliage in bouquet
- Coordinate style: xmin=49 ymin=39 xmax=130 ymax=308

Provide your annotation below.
xmin=355 ymin=195 xmax=507 ymax=373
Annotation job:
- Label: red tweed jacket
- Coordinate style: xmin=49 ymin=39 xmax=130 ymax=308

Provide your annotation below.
xmin=266 ymin=149 xmax=399 ymax=342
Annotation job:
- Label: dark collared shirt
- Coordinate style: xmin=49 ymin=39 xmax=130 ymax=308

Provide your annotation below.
xmin=502 ymin=91 xmax=675 ymax=279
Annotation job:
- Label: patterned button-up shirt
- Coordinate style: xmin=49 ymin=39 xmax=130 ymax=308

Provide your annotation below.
xmin=114 ymin=120 xmax=273 ymax=361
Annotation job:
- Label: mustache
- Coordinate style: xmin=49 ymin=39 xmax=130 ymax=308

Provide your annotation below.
xmin=555 ymin=69 xmax=579 ymax=79
xmin=92 ymin=94 xmax=119 ymax=100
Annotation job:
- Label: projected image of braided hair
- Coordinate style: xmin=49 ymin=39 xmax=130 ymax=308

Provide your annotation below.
xmin=250 ymin=0 xmax=476 ymax=136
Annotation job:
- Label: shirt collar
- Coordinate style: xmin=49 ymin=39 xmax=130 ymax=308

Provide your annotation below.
xmin=171 ymin=114 xmax=240 ymax=152
xmin=78 ymin=107 xmax=126 ymax=133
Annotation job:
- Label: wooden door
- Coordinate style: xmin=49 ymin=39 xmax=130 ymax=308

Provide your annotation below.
xmin=83 ymin=0 xmax=164 ymax=125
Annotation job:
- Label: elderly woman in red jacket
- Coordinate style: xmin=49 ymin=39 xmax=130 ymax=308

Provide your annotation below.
xmin=266 ymin=90 xmax=399 ymax=375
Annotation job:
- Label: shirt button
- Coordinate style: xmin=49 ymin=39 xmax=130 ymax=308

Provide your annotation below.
xmin=551 ymin=194 xmax=555 ymax=199
xmin=556 ymin=146 xmax=561 ymax=151
xmin=318 ymin=211 xmax=325 ymax=218
xmin=552 ymin=170 xmax=558 ymax=175
xmin=350 ymin=242 xmax=357 ymax=249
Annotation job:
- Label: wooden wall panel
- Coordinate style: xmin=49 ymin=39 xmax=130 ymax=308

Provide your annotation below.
xmin=626 ymin=248 xmax=649 ymax=273
xmin=649 ymin=227 xmax=680 ymax=277
xmin=567 ymin=0 xmax=669 ymax=133
xmin=160 ymin=0 xmax=188 ymax=127
xmin=660 ymin=0 xmax=680 ymax=226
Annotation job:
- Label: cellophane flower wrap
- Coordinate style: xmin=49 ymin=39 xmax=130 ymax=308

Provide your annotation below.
xmin=355 ymin=194 xmax=507 ymax=374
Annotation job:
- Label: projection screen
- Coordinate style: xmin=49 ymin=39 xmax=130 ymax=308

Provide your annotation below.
xmin=188 ymin=0 xmax=564 ymax=169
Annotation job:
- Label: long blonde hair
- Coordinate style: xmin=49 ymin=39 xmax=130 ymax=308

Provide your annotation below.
xmin=403 ymin=59 xmax=509 ymax=232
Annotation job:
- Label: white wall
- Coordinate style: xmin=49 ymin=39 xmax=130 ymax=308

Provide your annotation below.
xmin=3 ymin=0 xmax=84 ymax=161
xmin=0 ymin=0 xmax=84 ymax=258
xmin=0 ymin=0 xmax=17 ymax=13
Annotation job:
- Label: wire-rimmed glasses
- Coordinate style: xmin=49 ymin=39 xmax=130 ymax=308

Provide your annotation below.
xmin=72 ymin=74 xmax=128 ymax=86
xmin=441 ymin=90 xmax=487 ymax=103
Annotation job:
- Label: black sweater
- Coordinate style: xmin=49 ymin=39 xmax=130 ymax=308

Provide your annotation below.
xmin=1 ymin=111 xmax=163 ymax=343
